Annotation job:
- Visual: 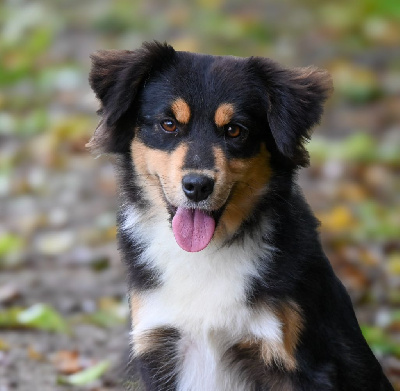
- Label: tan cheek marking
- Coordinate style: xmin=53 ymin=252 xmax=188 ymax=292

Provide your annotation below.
xmin=131 ymin=139 xmax=188 ymax=207
xmin=166 ymin=143 xmax=189 ymax=189
xmin=215 ymin=103 xmax=235 ymax=127
xmin=212 ymin=146 xmax=229 ymax=201
xmin=131 ymin=139 xmax=168 ymax=209
xmin=212 ymin=146 xmax=227 ymax=177
xmin=171 ymin=98 xmax=191 ymax=124
xmin=213 ymin=144 xmax=272 ymax=238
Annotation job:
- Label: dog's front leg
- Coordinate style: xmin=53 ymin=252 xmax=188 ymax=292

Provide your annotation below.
xmin=132 ymin=327 xmax=181 ymax=391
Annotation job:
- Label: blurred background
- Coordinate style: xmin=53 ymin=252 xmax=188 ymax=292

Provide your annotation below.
xmin=0 ymin=0 xmax=399 ymax=389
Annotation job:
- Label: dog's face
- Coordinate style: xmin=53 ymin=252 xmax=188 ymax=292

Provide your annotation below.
xmin=131 ymin=54 xmax=275 ymax=251
xmin=88 ymin=42 xmax=332 ymax=252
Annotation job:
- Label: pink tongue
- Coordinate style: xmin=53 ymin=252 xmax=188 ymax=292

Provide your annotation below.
xmin=172 ymin=208 xmax=216 ymax=252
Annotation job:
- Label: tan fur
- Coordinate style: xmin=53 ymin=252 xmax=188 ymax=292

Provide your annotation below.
xmin=235 ymin=303 xmax=303 ymax=372
xmin=131 ymin=140 xmax=188 ymax=209
xmin=213 ymin=144 xmax=271 ymax=238
xmin=130 ymin=292 xmax=142 ymax=326
xmin=264 ymin=302 xmax=303 ymax=371
xmin=293 ymin=66 xmax=334 ymax=95
xmin=278 ymin=302 xmax=303 ymax=364
xmin=260 ymin=339 xmax=296 ymax=371
xmin=133 ymin=328 xmax=174 ymax=356
xmin=215 ymin=103 xmax=235 ymax=127
xmin=171 ymin=98 xmax=191 ymax=124
xmin=85 ymin=120 xmax=108 ymax=154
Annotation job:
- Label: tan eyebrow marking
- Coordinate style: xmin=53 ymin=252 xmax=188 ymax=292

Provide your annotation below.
xmin=171 ymin=98 xmax=191 ymax=124
xmin=215 ymin=103 xmax=235 ymax=127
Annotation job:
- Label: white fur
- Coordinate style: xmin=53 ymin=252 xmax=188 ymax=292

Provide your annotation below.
xmin=122 ymin=205 xmax=280 ymax=391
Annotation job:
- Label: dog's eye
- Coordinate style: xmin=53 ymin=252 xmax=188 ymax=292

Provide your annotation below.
xmin=161 ymin=119 xmax=177 ymax=133
xmin=225 ymin=124 xmax=242 ymax=138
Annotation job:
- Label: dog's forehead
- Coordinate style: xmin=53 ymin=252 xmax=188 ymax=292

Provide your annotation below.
xmin=174 ymin=51 xmax=249 ymax=87
xmin=142 ymin=52 xmax=258 ymax=116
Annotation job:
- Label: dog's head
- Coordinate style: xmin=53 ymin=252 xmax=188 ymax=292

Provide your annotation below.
xmin=88 ymin=42 xmax=332 ymax=252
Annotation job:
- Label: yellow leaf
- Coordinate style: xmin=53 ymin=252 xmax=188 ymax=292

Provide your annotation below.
xmin=387 ymin=253 xmax=400 ymax=275
xmin=0 ymin=338 xmax=9 ymax=351
xmin=338 ymin=183 xmax=367 ymax=202
xmin=318 ymin=206 xmax=357 ymax=232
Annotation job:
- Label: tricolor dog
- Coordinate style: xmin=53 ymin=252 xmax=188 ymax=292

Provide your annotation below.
xmin=88 ymin=42 xmax=393 ymax=390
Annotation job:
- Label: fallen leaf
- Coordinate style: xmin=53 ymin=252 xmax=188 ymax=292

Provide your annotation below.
xmin=0 ymin=233 xmax=23 ymax=258
xmin=387 ymin=253 xmax=400 ymax=275
xmin=90 ymin=257 xmax=110 ymax=272
xmin=0 ymin=338 xmax=9 ymax=351
xmin=53 ymin=350 xmax=86 ymax=375
xmin=331 ymin=61 xmax=381 ymax=104
xmin=0 ymin=306 xmax=23 ymax=328
xmin=80 ymin=297 xmax=127 ymax=328
xmin=361 ymin=325 xmax=400 ymax=358
xmin=0 ymin=284 xmax=20 ymax=304
xmin=318 ymin=205 xmax=357 ymax=233
xmin=17 ymin=303 xmax=69 ymax=333
xmin=27 ymin=345 xmax=44 ymax=361
xmin=57 ymin=360 xmax=110 ymax=386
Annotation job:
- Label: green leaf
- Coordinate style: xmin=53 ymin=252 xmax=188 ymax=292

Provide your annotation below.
xmin=308 ymin=132 xmax=400 ymax=167
xmin=82 ymin=309 xmax=125 ymax=329
xmin=57 ymin=360 xmax=110 ymax=386
xmin=0 ymin=307 xmax=23 ymax=328
xmin=333 ymin=63 xmax=381 ymax=104
xmin=90 ymin=257 xmax=110 ymax=272
xmin=361 ymin=324 xmax=400 ymax=357
xmin=0 ymin=233 xmax=23 ymax=258
xmin=340 ymin=133 xmax=376 ymax=162
xmin=354 ymin=202 xmax=400 ymax=241
xmin=17 ymin=304 xmax=69 ymax=333
xmin=390 ymin=310 xmax=400 ymax=322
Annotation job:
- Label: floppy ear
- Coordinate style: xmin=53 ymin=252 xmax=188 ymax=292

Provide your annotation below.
xmin=250 ymin=58 xmax=333 ymax=167
xmin=87 ymin=41 xmax=175 ymax=154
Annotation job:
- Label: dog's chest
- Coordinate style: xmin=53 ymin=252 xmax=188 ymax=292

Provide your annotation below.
xmin=145 ymin=255 xmax=251 ymax=329
xmin=135 ymin=234 xmax=274 ymax=332
xmin=136 ymin=278 xmax=283 ymax=391
xmin=132 ymin=243 xmax=285 ymax=391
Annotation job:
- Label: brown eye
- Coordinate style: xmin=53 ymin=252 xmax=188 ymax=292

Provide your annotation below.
xmin=161 ymin=119 xmax=177 ymax=133
xmin=225 ymin=124 xmax=241 ymax=138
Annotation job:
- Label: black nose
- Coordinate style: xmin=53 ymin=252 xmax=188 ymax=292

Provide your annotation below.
xmin=182 ymin=174 xmax=214 ymax=202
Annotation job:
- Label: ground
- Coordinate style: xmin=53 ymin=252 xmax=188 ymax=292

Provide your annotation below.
xmin=0 ymin=0 xmax=399 ymax=389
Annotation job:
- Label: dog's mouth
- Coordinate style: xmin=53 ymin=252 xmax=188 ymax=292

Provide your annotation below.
xmin=166 ymin=203 xmax=225 ymax=253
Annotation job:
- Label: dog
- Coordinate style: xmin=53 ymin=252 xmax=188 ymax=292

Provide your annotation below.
xmin=88 ymin=41 xmax=393 ymax=391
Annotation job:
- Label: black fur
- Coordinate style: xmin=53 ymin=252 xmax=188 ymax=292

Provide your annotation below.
xmin=89 ymin=41 xmax=393 ymax=391
xmin=133 ymin=327 xmax=181 ymax=391
xmin=183 ymin=143 xmax=216 ymax=170
xmin=88 ymin=42 xmax=175 ymax=153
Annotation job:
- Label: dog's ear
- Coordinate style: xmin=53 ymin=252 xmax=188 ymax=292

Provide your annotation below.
xmin=87 ymin=41 xmax=175 ymax=154
xmin=250 ymin=58 xmax=333 ymax=167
